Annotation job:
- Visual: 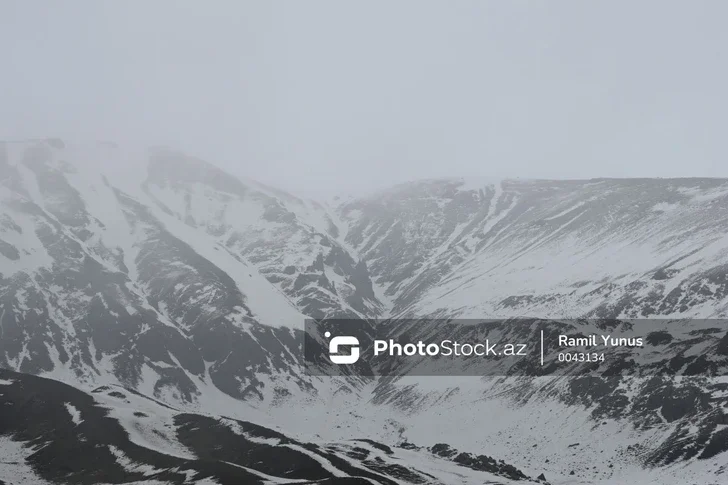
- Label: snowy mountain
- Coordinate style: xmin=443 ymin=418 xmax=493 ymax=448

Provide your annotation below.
xmin=0 ymin=139 xmax=379 ymax=400
xmin=1 ymin=139 xmax=728 ymax=484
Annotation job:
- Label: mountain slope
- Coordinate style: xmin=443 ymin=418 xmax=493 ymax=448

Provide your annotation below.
xmin=338 ymin=177 xmax=728 ymax=318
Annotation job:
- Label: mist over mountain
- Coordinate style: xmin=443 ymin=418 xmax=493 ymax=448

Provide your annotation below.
xmin=1 ymin=139 xmax=728 ymax=484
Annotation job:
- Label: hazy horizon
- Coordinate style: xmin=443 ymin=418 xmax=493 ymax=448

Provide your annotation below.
xmin=3 ymin=1 xmax=728 ymax=198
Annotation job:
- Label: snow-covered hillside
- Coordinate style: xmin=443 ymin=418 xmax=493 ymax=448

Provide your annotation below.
xmin=338 ymin=177 xmax=728 ymax=319
xmin=1 ymin=139 xmax=728 ymax=484
xmin=1 ymin=369 xmax=540 ymax=485
xmin=0 ymin=139 xmax=379 ymax=403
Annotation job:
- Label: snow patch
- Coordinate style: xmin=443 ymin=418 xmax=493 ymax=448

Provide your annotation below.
xmin=64 ymin=403 xmax=83 ymax=425
xmin=0 ymin=436 xmax=53 ymax=484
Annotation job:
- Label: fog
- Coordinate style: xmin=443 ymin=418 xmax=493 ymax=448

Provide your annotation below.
xmin=2 ymin=1 xmax=728 ymax=197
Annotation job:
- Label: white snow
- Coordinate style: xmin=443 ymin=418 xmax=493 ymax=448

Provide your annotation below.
xmin=107 ymin=445 xmax=164 ymax=476
xmin=0 ymin=437 xmax=54 ymax=485
xmin=96 ymin=386 xmax=198 ymax=461
xmin=64 ymin=403 xmax=83 ymax=425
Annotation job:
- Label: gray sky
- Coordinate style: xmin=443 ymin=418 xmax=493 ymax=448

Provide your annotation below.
xmin=2 ymin=1 xmax=728 ymax=197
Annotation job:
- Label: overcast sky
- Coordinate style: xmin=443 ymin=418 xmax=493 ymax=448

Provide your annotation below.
xmin=2 ymin=1 xmax=727 ymax=197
